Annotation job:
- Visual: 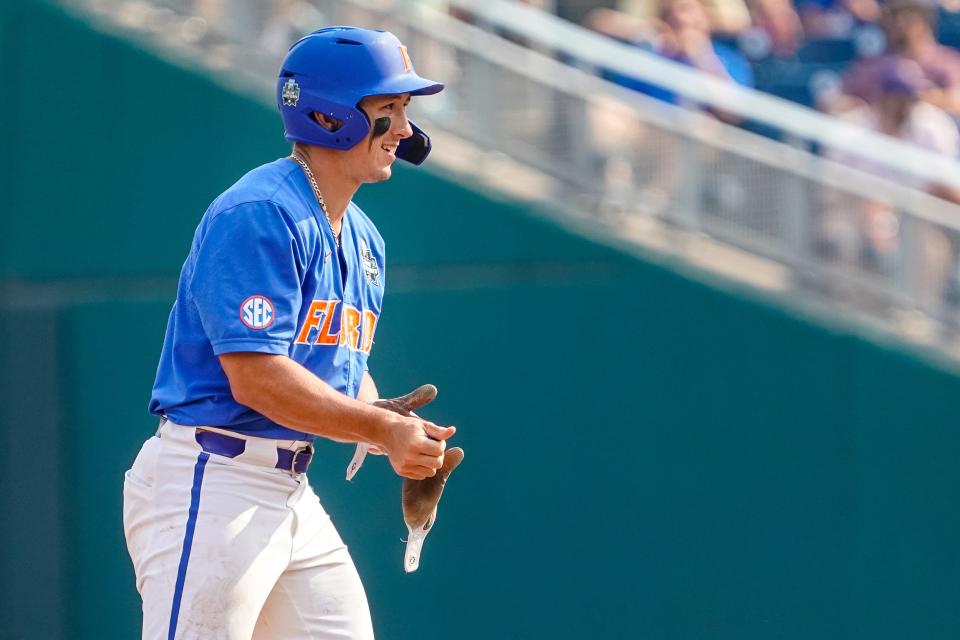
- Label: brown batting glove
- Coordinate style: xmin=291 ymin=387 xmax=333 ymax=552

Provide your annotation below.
xmin=402 ymin=446 xmax=464 ymax=572
xmin=346 ymin=384 xmax=439 ymax=480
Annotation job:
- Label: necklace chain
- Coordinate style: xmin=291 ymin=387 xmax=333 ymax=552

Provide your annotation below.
xmin=290 ymin=154 xmax=339 ymax=247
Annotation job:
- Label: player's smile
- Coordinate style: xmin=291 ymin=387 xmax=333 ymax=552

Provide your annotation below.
xmin=379 ymin=142 xmax=398 ymax=161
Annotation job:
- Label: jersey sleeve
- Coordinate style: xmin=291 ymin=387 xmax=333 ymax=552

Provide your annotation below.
xmin=189 ymin=201 xmax=307 ymax=356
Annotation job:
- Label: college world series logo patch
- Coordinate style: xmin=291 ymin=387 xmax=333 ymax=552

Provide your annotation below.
xmin=240 ymin=295 xmax=275 ymax=329
xmin=360 ymin=239 xmax=381 ymax=287
xmin=282 ymin=78 xmax=300 ymax=107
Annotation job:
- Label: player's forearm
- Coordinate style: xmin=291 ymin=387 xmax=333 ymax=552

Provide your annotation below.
xmin=220 ymin=352 xmax=391 ymax=446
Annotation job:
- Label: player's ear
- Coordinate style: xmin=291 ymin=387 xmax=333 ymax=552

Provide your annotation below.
xmin=312 ymin=112 xmax=343 ymax=132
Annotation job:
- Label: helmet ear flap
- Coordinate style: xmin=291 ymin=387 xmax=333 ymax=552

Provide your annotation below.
xmin=396 ymin=121 xmax=432 ymax=165
xmin=279 ymin=79 xmax=370 ymax=149
xmin=311 ymin=112 xmax=344 ymax=132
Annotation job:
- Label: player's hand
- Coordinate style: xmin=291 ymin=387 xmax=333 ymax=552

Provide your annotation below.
xmin=371 ymin=384 xmax=438 ymax=459
xmin=346 ymin=384 xmax=440 ymax=480
xmin=373 ymin=384 xmax=453 ymax=480
xmin=381 ymin=414 xmax=455 ymax=481
xmin=367 ymin=384 xmax=437 ymax=456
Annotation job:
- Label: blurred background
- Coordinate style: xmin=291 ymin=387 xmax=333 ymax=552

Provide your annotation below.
xmin=3 ymin=0 xmax=960 ymax=637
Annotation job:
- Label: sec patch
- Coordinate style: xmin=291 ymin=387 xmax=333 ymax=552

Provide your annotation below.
xmin=240 ymin=295 xmax=275 ymax=330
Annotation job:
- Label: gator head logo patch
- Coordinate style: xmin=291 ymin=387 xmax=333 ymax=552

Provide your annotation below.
xmin=360 ymin=239 xmax=381 ymax=287
xmin=398 ymin=45 xmax=412 ymax=73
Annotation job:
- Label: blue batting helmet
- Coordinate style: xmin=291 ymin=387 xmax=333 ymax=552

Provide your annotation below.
xmin=277 ymin=27 xmax=444 ymax=165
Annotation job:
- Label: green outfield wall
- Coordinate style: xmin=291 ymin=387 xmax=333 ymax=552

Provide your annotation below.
xmin=3 ymin=2 xmax=960 ymax=639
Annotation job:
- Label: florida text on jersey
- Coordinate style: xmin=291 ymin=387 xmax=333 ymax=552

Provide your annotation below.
xmin=149 ymin=158 xmax=386 ymax=440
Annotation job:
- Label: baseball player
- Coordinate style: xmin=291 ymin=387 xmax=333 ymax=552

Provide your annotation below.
xmin=123 ymin=27 xmax=454 ymax=639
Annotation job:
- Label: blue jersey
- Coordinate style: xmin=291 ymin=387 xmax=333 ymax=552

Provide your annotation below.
xmin=149 ymin=158 xmax=385 ymax=440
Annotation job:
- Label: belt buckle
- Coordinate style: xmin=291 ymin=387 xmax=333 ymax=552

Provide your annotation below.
xmin=290 ymin=444 xmax=314 ymax=475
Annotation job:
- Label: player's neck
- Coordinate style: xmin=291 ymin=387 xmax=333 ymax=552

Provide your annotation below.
xmin=292 ymin=145 xmax=359 ymax=225
xmin=312 ymin=169 xmax=356 ymax=227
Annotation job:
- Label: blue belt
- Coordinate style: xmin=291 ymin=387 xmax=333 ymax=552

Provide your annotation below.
xmin=194 ymin=429 xmax=314 ymax=474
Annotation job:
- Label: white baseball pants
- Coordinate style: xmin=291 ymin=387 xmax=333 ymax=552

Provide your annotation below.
xmin=123 ymin=420 xmax=375 ymax=639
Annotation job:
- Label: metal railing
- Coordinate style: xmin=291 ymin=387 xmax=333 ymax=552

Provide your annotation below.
xmin=65 ymin=0 xmax=960 ymax=351
xmin=449 ymin=0 xmax=960 ymax=190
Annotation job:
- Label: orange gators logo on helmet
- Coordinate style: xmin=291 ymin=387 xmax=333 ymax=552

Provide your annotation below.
xmin=398 ymin=45 xmax=412 ymax=73
xmin=294 ymin=300 xmax=378 ymax=353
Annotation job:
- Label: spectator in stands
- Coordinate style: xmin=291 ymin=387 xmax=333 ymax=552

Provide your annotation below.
xmin=823 ymin=60 xmax=958 ymax=303
xmin=702 ymin=0 xmax=754 ymax=36
xmin=795 ymin=0 xmax=881 ymax=39
xmin=586 ymin=5 xmax=656 ymax=44
xmin=588 ymin=0 xmax=754 ymax=107
xmin=587 ymin=0 xmax=755 ymax=212
xmin=869 ymin=62 xmax=958 ymax=164
xmin=745 ymin=0 xmax=805 ymax=58
xmin=842 ymin=0 xmax=960 ymax=116
xmin=656 ymin=0 xmax=754 ymax=84
xmin=589 ymin=0 xmax=751 ymax=38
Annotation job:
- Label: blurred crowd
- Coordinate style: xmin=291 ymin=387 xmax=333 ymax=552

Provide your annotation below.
xmin=182 ymin=0 xmax=960 ymax=171
xmin=576 ymin=0 xmax=960 ymax=308
xmin=126 ymin=0 xmax=960 ymax=312
xmin=583 ymin=0 xmax=960 ymax=155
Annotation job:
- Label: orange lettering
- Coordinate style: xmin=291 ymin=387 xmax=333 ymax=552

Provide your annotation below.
xmin=295 ymin=300 xmax=379 ymax=351
xmin=360 ymin=310 xmax=378 ymax=353
xmin=340 ymin=306 xmax=362 ymax=350
xmin=398 ymin=45 xmax=411 ymax=73
xmin=295 ymin=300 xmax=327 ymax=344
xmin=315 ymin=301 xmax=340 ymax=345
